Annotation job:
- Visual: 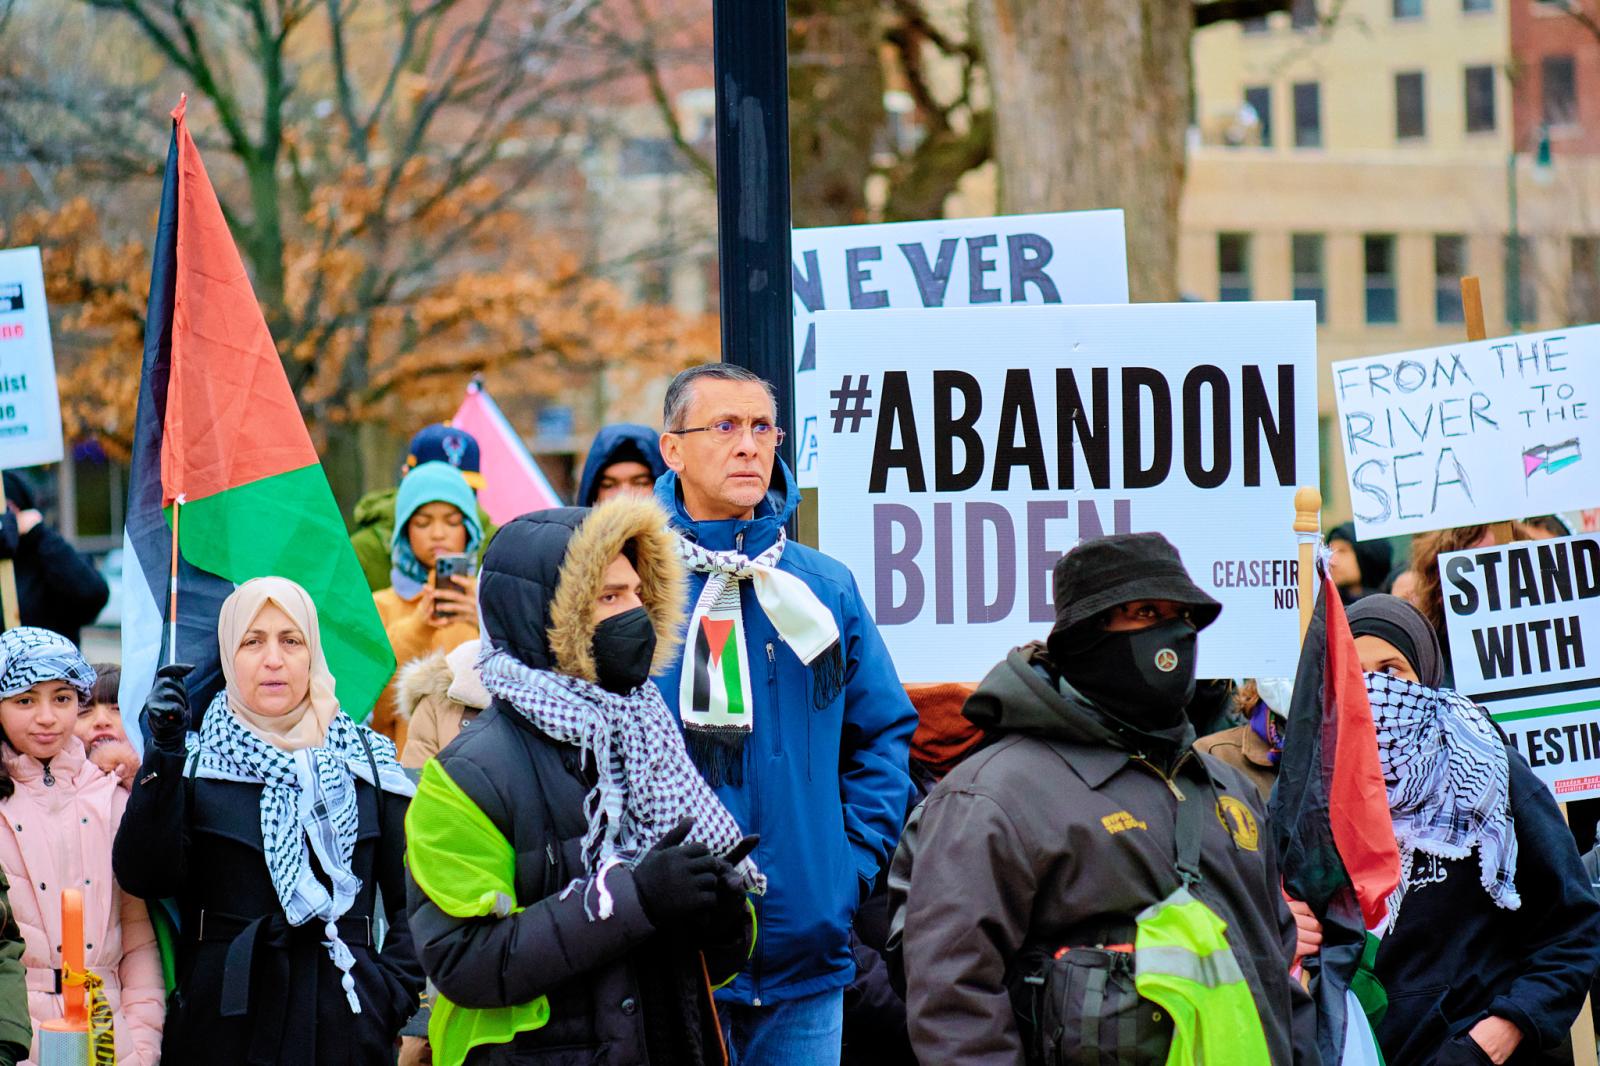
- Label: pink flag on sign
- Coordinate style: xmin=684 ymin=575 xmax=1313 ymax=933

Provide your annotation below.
xmin=449 ymin=381 xmax=563 ymax=524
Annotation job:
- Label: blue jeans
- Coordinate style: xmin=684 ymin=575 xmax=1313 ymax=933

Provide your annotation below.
xmin=720 ymin=987 xmax=845 ymax=1066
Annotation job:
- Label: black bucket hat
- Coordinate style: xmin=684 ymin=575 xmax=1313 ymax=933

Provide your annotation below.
xmin=1048 ymin=532 xmax=1222 ymax=647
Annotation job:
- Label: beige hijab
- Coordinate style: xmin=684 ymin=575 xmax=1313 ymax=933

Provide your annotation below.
xmin=218 ymin=577 xmax=341 ymax=751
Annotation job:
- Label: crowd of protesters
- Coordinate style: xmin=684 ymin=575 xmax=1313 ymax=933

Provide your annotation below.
xmin=0 ymin=363 xmax=1592 ymax=1066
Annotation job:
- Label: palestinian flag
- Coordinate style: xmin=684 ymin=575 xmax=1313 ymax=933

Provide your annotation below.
xmin=1269 ymin=562 xmax=1401 ymax=1064
xmin=118 ymin=98 xmax=393 ymax=743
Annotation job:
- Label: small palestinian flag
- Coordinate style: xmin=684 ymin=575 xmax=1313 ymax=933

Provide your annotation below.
xmin=681 ymin=582 xmax=754 ymax=785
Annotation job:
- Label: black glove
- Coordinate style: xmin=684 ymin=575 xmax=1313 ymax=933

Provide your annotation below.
xmin=714 ymin=834 xmax=760 ymax=901
xmin=0 ymin=511 xmax=17 ymax=561
xmin=145 ymin=663 xmax=194 ymax=755
xmin=632 ymin=817 xmax=721 ymax=926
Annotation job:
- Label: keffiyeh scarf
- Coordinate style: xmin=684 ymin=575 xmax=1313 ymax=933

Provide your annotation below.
xmin=478 ymin=648 xmax=765 ymax=920
xmin=1367 ymin=673 xmax=1519 ymax=933
xmin=675 ymin=529 xmax=843 ymax=785
xmin=0 ymin=627 xmax=95 ymax=699
xmin=188 ymin=693 xmax=416 ymax=1012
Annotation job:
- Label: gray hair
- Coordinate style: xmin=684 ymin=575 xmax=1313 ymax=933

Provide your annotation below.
xmin=662 ymin=363 xmax=776 ymax=431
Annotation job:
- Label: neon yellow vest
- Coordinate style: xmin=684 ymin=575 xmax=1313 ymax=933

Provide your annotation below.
xmin=405 ymin=760 xmax=552 ymax=1066
xmin=1134 ymin=886 xmax=1272 ymax=1066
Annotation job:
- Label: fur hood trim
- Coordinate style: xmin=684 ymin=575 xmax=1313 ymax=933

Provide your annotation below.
xmin=547 ymin=496 xmax=686 ymax=684
xmin=394 ymin=651 xmax=451 ymax=723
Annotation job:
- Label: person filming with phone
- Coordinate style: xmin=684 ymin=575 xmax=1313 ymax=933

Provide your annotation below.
xmin=371 ymin=461 xmax=484 ymax=751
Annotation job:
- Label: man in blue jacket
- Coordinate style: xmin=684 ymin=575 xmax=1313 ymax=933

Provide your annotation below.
xmin=655 ymin=363 xmax=917 ymax=1065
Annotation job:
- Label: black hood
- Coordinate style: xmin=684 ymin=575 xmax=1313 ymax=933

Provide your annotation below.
xmin=477 ymin=508 xmax=587 ymax=671
xmin=1329 ymin=522 xmax=1393 ymax=591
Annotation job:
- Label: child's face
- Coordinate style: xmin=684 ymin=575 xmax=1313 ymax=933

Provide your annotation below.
xmin=75 ymin=698 xmax=125 ymax=752
xmin=0 ymin=681 xmax=81 ymax=760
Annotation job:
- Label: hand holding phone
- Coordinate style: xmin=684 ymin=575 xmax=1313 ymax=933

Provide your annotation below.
xmin=431 ymin=554 xmax=475 ymax=624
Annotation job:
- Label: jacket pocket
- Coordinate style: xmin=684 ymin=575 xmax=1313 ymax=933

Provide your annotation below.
xmin=1028 ymin=947 xmax=1173 ymax=1066
xmin=1378 ymin=985 xmax=1453 ymax=1065
xmin=1432 ymin=1032 xmax=1494 ymax=1066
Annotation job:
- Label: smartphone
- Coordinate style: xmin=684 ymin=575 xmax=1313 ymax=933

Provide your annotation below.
xmin=432 ymin=553 xmax=473 ymax=618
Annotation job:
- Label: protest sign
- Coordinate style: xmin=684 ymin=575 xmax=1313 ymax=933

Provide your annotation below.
xmin=792 ymin=211 xmax=1128 ymax=488
xmin=1442 ymin=533 xmax=1600 ymax=801
xmin=1333 ymin=326 xmax=1600 ymax=540
xmin=0 ymin=247 xmax=63 ymax=469
xmin=815 ymin=301 xmax=1318 ymax=681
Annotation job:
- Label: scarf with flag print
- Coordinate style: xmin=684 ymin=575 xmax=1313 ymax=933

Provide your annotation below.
xmin=676 ymin=529 xmax=843 ymax=786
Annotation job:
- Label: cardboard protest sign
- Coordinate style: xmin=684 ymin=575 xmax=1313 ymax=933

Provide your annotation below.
xmin=1334 ymin=326 xmax=1600 ymax=540
xmin=815 ymin=302 xmax=1319 ymax=681
xmin=0 ymin=248 xmax=63 ymax=470
xmin=792 ymin=211 xmax=1128 ymax=488
xmin=1442 ymin=533 xmax=1600 ymax=801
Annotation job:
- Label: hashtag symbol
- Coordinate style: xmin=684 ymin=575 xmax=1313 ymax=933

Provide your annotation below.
xmin=830 ymin=375 xmax=874 ymax=433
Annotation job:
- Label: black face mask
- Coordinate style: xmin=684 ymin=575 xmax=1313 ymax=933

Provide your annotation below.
xmin=1058 ymin=618 xmax=1199 ymax=729
xmin=592 ymin=607 xmax=657 ymax=695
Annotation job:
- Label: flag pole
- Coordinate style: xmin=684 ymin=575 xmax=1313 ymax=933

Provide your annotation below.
xmin=167 ymin=495 xmax=183 ymax=667
xmin=1294 ymin=487 xmax=1321 ymax=644
xmin=0 ymin=472 xmax=19 ymax=631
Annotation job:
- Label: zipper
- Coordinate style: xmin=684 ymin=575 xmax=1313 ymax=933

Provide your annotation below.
xmin=1130 ymin=753 xmax=1189 ymax=801
xmin=766 ymin=642 xmax=783 ymax=757
xmin=735 ymin=531 xmax=744 ymax=552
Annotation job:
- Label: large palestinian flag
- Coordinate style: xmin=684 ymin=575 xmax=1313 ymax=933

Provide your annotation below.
xmin=1270 ymin=562 xmax=1402 ymax=1064
xmin=118 ymin=98 xmax=393 ymax=743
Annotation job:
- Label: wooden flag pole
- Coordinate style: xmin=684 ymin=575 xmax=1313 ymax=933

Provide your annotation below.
xmin=0 ymin=472 xmax=19 ymax=631
xmin=1294 ymin=486 xmax=1322 ymax=644
xmin=1460 ymin=276 xmax=1596 ymax=1065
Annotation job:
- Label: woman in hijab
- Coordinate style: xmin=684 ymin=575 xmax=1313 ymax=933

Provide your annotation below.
xmin=113 ymin=577 xmax=423 ymax=1066
xmin=1348 ymin=594 xmax=1600 ymax=1066
xmin=372 ymin=461 xmax=484 ymax=751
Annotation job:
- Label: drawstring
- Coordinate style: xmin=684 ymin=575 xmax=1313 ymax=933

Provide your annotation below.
xmin=323 ymin=922 xmax=361 ymax=1014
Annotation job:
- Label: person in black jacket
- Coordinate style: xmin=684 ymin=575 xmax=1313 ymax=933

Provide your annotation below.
xmin=1349 ymin=595 xmax=1600 ymax=1066
xmin=113 ymin=576 xmax=423 ymax=1065
xmin=0 ymin=472 xmax=108 ymax=644
xmin=404 ymin=497 xmax=757 ymax=1066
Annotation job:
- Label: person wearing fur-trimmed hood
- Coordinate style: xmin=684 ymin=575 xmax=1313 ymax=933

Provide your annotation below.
xmin=405 ymin=496 xmax=758 ymax=1066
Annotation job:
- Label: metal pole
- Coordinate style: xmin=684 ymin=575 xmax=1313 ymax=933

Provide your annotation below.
xmin=711 ymin=0 xmax=796 ymax=480
xmin=1507 ymin=149 xmax=1522 ymax=332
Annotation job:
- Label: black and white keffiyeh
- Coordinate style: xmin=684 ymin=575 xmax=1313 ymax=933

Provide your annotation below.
xmin=0 ymin=627 xmax=95 ymax=699
xmin=1367 ymin=672 xmax=1519 ymax=932
xmin=477 ymin=646 xmax=765 ymax=918
xmin=188 ymin=692 xmax=415 ymax=1012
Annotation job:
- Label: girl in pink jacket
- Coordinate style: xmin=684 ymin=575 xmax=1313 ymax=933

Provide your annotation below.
xmin=0 ymin=628 xmax=163 ymax=1064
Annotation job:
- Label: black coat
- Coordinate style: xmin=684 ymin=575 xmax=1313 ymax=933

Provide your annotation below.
xmin=0 ymin=515 xmax=109 ymax=645
xmin=1376 ymin=747 xmax=1600 ymax=1066
xmin=112 ymin=746 xmax=424 ymax=1066
xmin=407 ymin=704 xmax=751 ymax=1066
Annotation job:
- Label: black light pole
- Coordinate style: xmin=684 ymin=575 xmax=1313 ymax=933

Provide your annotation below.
xmin=711 ymin=0 xmax=795 ymax=479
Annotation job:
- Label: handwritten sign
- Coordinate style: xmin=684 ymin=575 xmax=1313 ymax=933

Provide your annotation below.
xmin=791 ymin=211 xmax=1128 ymax=488
xmin=0 ymin=247 xmax=63 ymax=469
xmin=1442 ymin=533 xmax=1600 ymax=801
xmin=1333 ymin=326 xmax=1600 ymax=539
xmin=815 ymin=302 xmax=1318 ymax=681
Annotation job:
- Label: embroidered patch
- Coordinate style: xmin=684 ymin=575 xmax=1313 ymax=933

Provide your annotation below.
xmin=1216 ymin=795 xmax=1260 ymax=851
xmin=1101 ymin=810 xmax=1149 ymax=835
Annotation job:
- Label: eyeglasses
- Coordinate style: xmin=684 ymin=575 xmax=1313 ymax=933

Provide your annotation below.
xmin=666 ymin=419 xmax=787 ymax=448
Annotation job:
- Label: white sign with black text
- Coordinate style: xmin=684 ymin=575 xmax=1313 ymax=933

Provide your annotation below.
xmin=0 ymin=247 xmax=63 ymax=469
xmin=815 ymin=302 xmax=1319 ymax=682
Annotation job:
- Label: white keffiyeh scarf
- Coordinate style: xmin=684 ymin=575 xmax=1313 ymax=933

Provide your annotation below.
xmin=478 ymin=648 xmax=764 ymax=919
xmin=675 ymin=529 xmax=843 ymax=784
xmin=188 ymin=693 xmax=416 ymax=1012
xmin=1367 ymin=673 xmax=1519 ymax=934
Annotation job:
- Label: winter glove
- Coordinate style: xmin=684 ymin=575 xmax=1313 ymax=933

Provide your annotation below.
xmin=145 ymin=663 xmax=194 ymax=756
xmin=632 ymin=817 xmax=721 ymax=927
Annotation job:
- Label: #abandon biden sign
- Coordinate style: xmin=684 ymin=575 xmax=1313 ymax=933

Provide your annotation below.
xmin=815 ymin=302 xmax=1318 ymax=682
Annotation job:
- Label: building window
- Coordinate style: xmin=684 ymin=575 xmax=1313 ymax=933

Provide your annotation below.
xmin=1542 ymin=55 xmax=1578 ymax=127
xmin=1464 ymin=66 xmax=1496 ymax=133
xmin=1462 ymin=0 xmax=1491 ymax=10
xmin=1292 ymin=0 xmax=1319 ymax=27
xmin=1244 ymin=85 xmax=1273 ymax=146
xmin=1293 ymin=82 xmax=1322 ymax=147
xmin=1219 ymin=233 xmax=1252 ymax=301
xmin=1365 ymin=235 xmax=1399 ymax=324
xmin=1292 ymin=234 xmax=1326 ymax=323
xmin=1434 ymin=235 xmax=1467 ymax=323
xmin=1506 ymin=235 xmax=1537 ymax=326
xmin=1395 ymin=72 xmax=1427 ymax=140
xmin=1393 ymin=0 xmax=1423 ymax=18
xmin=1570 ymin=237 xmax=1600 ymax=322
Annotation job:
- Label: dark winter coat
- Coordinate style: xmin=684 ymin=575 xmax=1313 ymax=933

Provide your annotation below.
xmin=894 ymin=643 xmax=1317 ymax=1066
xmin=1375 ymin=746 xmax=1600 ymax=1066
xmin=406 ymin=501 xmax=752 ymax=1065
xmin=112 ymin=747 xmax=423 ymax=1065
xmin=577 ymin=424 xmax=667 ymax=507
xmin=0 ymin=473 xmax=108 ymax=644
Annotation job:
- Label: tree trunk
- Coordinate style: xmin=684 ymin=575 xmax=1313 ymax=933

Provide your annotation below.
xmin=787 ymin=0 xmax=885 ymax=227
xmin=972 ymin=0 xmax=1194 ymax=301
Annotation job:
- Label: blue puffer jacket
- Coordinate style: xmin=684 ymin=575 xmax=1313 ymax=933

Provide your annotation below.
xmin=655 ymin=462 xmax=917 ymax=1006
xmin=577 ymin=423 xmax=667 ymax=506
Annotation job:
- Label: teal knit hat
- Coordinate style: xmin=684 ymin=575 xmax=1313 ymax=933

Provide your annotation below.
xmin=391 ymin=461 xmax=483 ymax=584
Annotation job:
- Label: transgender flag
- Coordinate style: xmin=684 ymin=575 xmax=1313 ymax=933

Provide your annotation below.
xmin=449 ymin=380 xmax=562 ymax=525
xmin=118 ymin=98 xmax=394 ymax=745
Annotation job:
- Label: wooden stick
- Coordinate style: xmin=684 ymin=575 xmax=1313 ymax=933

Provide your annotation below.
xmin=1295 ymin=486 xmax=1322 ymax=643
xmin=167 ymin=496 xmax=183 ymax=667
xmin=1458 ymin=281 xmax=1518 ymax=549
xmin=0 ymin=471 xmax=17 ymax=631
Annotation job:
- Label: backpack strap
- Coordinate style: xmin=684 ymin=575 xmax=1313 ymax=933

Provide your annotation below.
xmin=1173 ymin=760 xmax=1216 ymax=889
xmin=355 ymin=727 xmax=388 ymax=834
